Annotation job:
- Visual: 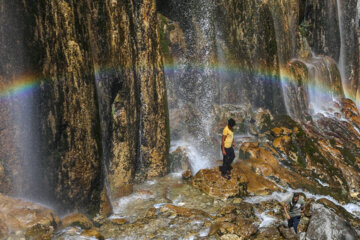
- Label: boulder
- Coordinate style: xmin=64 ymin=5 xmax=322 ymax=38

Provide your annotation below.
xmin=61 ymin=213 xmax=93 ymax=230
xmin=192 ymin=167 xmax=248 ymax=199
xmin=278 ymin=225 xmax=297 ymax=239
xmin=305 ymin=203 xmax=358 ymax=240
xmin=0 ymin=194 xmax=60 ymax=239
xmin=255 ymin=226 xmax=282 ymax=239
xmin=81 ymin=229 xmax=105 ymax=240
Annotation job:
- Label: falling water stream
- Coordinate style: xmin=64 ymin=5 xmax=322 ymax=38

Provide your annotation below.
xmin=336 ymin=0 xmax=346 ymax=87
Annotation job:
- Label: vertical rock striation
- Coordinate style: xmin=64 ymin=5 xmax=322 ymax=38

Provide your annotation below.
xmin=23 ymin=0 xmax=103 ymax=213
xmin=0 ymin=0 xmax=169 ymax=212
xmin=217 ymin=0 xmax=286 ymax=113
xmin=91 ymin=0 xmax=169 ymax=199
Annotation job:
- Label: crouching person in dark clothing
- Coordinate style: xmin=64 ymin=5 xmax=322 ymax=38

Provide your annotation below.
xmin=220 ymin=118 xmax=236 ymax=180
xmin=283 ymin=193 xmax=305 ymax=233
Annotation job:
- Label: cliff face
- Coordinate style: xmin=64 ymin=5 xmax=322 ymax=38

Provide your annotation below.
xmin=217 ymin=0 xmax=286 ymax=113
xmin=27 ymin=0 xmax=169 ymax=210
xmin=0 ymin=0 xmax=169 ymax=213
xmin=93 ymin=0 xmax=169 ymax=199
xmin=23 ymin=0 xmax=103 ymax=213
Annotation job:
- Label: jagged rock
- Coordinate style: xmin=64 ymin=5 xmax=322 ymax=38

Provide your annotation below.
xmin=192 ymin=167 xmax=248 ymax=199
xmin=305 ymin=203 xmax=358 ymax=240
xmin=0 ymin=194 xmax=59 ymax=239
xmin=61 ymin=213 xmax=93 ymax=230
xmin=341 ymin=98 xmax=360 ymax=129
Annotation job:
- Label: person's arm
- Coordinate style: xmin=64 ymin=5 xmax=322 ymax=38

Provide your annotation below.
xmin=283 ymin=202 xmax=291 ymax=220
xmin=222 ymin=135 xmax=226 ymax=155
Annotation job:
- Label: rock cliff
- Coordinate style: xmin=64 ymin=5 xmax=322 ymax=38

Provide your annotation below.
xmin=0 ymin=0 xmax=169 ymax=213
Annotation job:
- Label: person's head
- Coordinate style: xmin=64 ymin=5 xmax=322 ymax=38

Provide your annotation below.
xmin=292 ymin=193 xmax=300 ymax=202
xmin=228 ymin=118 xmax=236 ymax=129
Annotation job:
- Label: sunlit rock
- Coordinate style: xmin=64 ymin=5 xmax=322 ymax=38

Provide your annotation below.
xmin=110 ymin=218 xmax=128 ymax=225
xmin=341 ymin=98 xmax=360 ymax=129
xmin=81 ymin=229 xmax=104 ymax=240
xmin=220 ymin=234 xmax=243 ymax=240
xmin=192 ymin=167 xmax=248 ymax=199
xmin=61 ymin=213 xmax=93 ymax=230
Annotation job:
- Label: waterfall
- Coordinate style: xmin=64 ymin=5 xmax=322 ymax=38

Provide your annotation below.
xmin=0 ymin=1 xmax=44 ymax=201
xmin=336 ymin=0 xmax=346 ymax=89
xmin=165 ymin=0 xmax=219 ymax=173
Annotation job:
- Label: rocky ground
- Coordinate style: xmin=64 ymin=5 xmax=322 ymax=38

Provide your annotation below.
xmin=1 ymin=99 xmax=360 ymax=239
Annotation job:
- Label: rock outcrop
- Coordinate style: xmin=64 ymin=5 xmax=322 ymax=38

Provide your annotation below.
xmin=0 ymin=194 xmax=60 ymax=239
xmin=192 ymin=167 xmax=248 ymax=199
xmin=305 ymin=203 xmax=358 ymax=240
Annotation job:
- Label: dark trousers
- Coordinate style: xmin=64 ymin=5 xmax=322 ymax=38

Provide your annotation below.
xmin=288 ymin=216 xmax=301 ymax=233
xmin=220 ymin=147 xmax=235 ymax=175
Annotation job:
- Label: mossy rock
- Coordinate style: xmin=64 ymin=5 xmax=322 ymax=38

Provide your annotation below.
xmin=25 ymin=224 xmax=54 ymax=240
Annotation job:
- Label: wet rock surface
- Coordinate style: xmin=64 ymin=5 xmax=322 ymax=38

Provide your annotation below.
xmin=0 ymin=194 xmax=60 ymax=239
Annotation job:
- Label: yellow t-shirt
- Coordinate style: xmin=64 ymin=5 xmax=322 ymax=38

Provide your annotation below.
xmin=223 ymin=126 xmax=234 ymax=148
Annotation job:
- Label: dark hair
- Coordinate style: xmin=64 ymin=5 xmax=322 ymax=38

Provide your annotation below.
xmin=228 ymin=118 xmax=236 ymax=127
xmin=293 ymin=193 xmax=300 ymax=197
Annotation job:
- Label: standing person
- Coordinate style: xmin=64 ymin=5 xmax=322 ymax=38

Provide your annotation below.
xmin=220 ymin=118 xmax=236 ymax=180
xmin=283 ymin=193 xmax=305 ymax=233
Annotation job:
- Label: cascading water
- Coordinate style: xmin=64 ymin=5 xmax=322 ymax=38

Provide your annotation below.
xmin=164 ymin=0 xmax=219 ymax=173
xmin=336 ymin=0 xmax=346 ymax=89
xmin=303 ymin=56 xmax=344 ymax=114
xmin=0 ymin=0 xmax=43 ymax=201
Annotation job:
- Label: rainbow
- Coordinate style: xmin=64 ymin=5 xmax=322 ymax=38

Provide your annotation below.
xmin=163 ymin=62 xmax=360 ymax=106
xmin=0 ymin=62 xmax=358 ymax=108
xmin=0 ymin=73 xmax=42 ymax=101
